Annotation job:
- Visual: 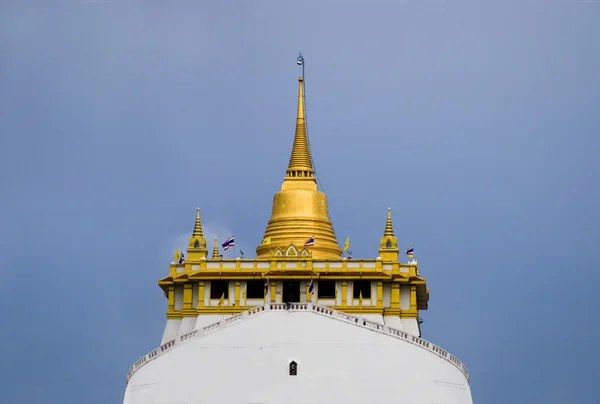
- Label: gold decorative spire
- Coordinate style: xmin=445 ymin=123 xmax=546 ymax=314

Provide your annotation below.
xmin=256 ymin=76 xmax=341 ymax=260
xmin=285 ymin=77 xmax=315 ymax=180
xmin=212 ymin=237 xmax=219 ymax=259
xmin=193 ymin=208 xmax=204 ymax=237
xmin=384 ymin=207 xmax=395 ymax=237
xmin=379 ymin=207 xmax=399 ymax=260
xmin=188 ymin=208 xmax=207 ymax=259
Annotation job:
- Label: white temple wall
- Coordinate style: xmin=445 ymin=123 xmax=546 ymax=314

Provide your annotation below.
xmin=194 ymin=314 xmax=226 ymax=330
xmin=127 ymin=311 xmax=472 ymax=404
xmin=174 ymin=285 xmax=183 ymax=310
xmin=361 ymin=314 xmax=383 ymax=323
xmin=318 ymin=298 xmax=335 ymax=306
xmin=177 ymin=317 xmax=196 ymax=336
xmin=160 ymin=318 xmax=181 ymax=345
xmin=383 ymin=315 xmax=402 ymax=330
xmin=401 ymin=318 xmax=420 ymax=336
xmin=400 ymin=285 xmax=411 ymax=310
xmin=383 ymin=283 xmax=391 ymax=307
xmin=371 ymin=281 xmax=376 ymax=305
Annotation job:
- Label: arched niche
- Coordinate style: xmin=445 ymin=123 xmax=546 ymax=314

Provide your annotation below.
xmin=286 ymin=245 xmax=298 ymax=256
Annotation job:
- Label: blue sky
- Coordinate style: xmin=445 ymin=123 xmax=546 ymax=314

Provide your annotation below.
xmin=1 ymin=1 xmax=599 ymax=403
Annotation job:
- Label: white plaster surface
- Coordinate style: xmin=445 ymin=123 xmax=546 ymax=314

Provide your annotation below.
xmin=160 ymin=318 xmax=180 ymax=345
xmin=127 ymin=307 xmax=472 ymax=404
xmin=400 ymin=285 xmax=411 ymax=310
xmin=174 ymin=286 xmax=183 ymax=310
xmin=194 ymin=314 xmax=224 ymax=330
xmin=382 ymin=283 xmax=391 ymax=307
xmin=361 ymin=314 xmax=383 ymax=323
xmin=177 ymin=317 xmax=196 ymax=336
xmin=383 ymin=315 xmax=402 ymax=330
xmin=401 ymin=317 xmax=420 ymax=336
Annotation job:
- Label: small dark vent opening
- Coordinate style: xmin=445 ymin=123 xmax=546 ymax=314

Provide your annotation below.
xmin=289 ymin=361 xmax=298 ymax=376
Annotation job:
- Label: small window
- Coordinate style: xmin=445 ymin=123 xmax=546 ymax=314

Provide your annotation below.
xmin=385 ymin=240 xmax=392 ymax=248
xmin=194 ymin=240 xmax=200 ymax=248
xmin=317 ymin=281 xmax=336 ymax=298
xmin=289 ymin=361 xmax=297 ymax=376
xmin=353 ymin=281 xmax=371 ymax=299
xmin=246 ymin=281 xmax=265 ymax=299
xmin=210 ymin=281 xmax=229 ymax=299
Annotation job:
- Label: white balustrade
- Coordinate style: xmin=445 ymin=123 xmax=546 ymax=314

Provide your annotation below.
xmin=126 ymin=303 xmax=469 ymax=385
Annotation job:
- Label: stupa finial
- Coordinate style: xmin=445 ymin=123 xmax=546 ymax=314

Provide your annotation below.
xmin=384 ymin=207 xmax=395 ymax=237
xmin=212 ymin=237 xmax=219 ymax=259
xmin=285 ymin=76 xmax=315 ymax=179
xmin=193 ymin=208 xmax=204 ymax=237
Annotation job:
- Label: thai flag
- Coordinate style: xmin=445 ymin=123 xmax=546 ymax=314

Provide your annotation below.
xmin=304 ymin=236 xmax=315 ymax=247
xmin=222 ymin=236 xmax=235 ymax=251
xmin=405 ymin=246 xmax=414 ymax=257
xmin=264 ymin=279 xmax=269 ymax=296
xmin=308 ymin=279 xmax=315 ymax=295
xmin=178 ymin=252 xmax=185 ymax=264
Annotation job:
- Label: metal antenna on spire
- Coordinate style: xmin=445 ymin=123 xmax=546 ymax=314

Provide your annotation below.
xmin=297 ymin=52 xmax=304 ymax=77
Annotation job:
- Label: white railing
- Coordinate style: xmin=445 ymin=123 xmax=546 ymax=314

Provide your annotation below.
xmin=126 ymin=303 xmax=469 ymax=385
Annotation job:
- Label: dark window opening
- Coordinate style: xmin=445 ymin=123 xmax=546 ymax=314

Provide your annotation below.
xmin=317 ymin=281 xmax=336 ymax=298
xmin=210 ymin=281 xmax=229 ymax=299
xmin=283 ymin=281 xmax=301 ymax=303
xmin=385 ymin=240 xmax=391 ymax=248
xmin=246 ymin=281 xmax=265 ymax=299
xmin=353 ymin=281 xmax=371 ymax=299
xmin=194 ymin=240 xmax=200 ymax=248
xmin=289 ymin=361 xmax=297 ymax=376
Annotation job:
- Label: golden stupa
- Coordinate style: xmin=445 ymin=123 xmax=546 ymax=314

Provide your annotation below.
xmin=255 ymin=77 xmax=342 ymax=260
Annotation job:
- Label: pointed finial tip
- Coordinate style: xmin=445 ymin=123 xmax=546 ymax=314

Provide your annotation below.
xmin=298 ymin=76 xmax=304 ymax=82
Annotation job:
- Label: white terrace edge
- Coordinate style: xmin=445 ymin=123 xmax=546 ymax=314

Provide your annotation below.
xmin=125 ymin=303 xmax=469 ymax=385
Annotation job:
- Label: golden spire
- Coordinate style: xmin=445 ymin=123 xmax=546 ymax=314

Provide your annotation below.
xmin=384 ymin=207 xmax=395 ymax=237
xmin=256 ymin=76 xmax=341 ymax=260
xmin=212 ymin=237 xmax=219 ymax=259
xmin=188 ymin=208 xmax=207 ymax=259
xmin=193 ymin=208 xmax=204 ymax=237
xmin=379 ymin=207 xmax=399 ymax=260
xmin=285 ymin=77 xmax=315 ymax=180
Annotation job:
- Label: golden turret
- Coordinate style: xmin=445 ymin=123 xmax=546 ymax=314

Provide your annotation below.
xmin=384 ymin=207 xmax=395 ymax=237
xmin=192 ymin=207 xmax=204 ymax=237
xmin=256 ymin=77 xmax=342 ymax=259
xmin=212 ymin=237 xmax=220 ymax=259
xmin=187 ymin=208 xmax=207 ymax=260
xmin=378 ymin=207 xmax=399 ymax=261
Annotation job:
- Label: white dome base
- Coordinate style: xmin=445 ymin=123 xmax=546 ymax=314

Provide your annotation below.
xmin=124 ymin=304 xmax=473 ymax=404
